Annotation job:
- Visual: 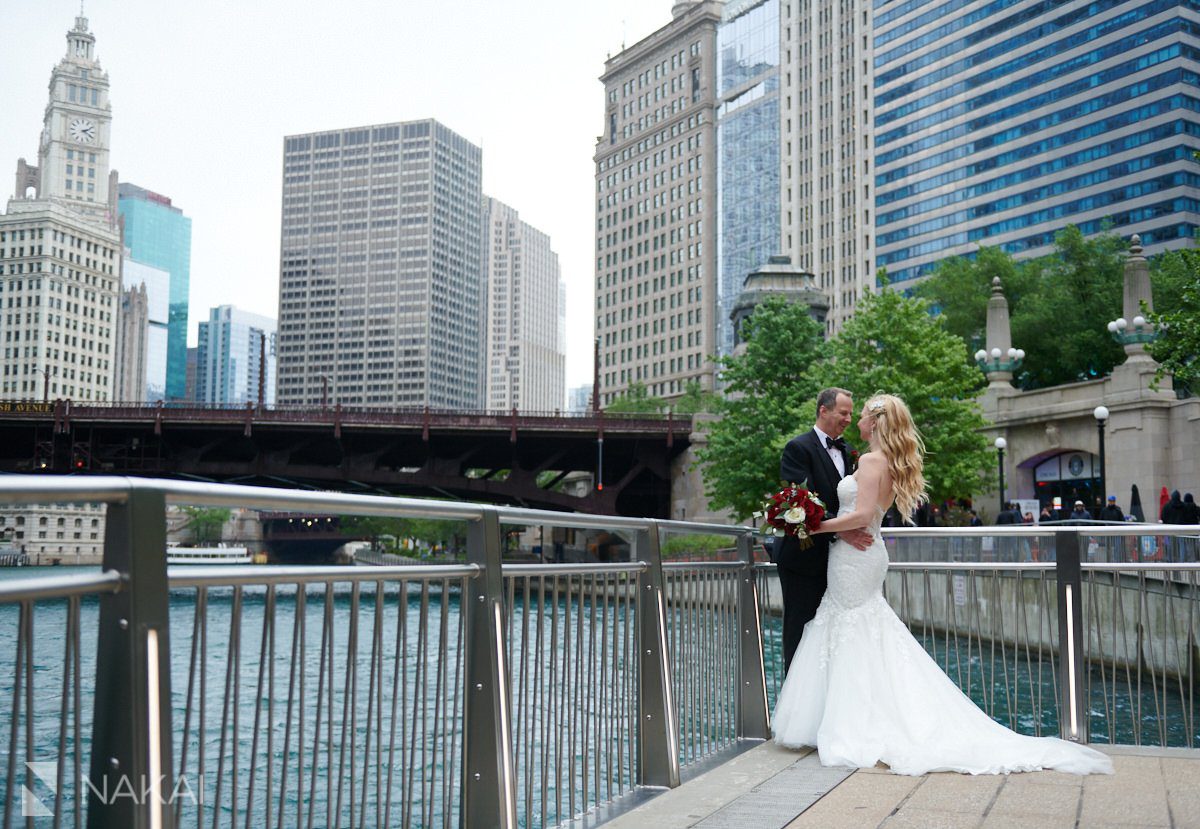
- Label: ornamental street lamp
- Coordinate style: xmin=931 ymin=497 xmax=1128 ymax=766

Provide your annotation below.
xmin=1106 ymin=315 xmax=1158 ymax=345
xmin=994 ymin=437 xmax=1007 ymax=514
xmin=974 ymin=346 xmax=1026 ymax=375
xmin=1093 ymin=406 xmax=1109 ymax=509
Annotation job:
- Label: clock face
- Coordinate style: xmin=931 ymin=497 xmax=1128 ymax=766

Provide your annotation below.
xmin=68 ymin=118 xmax=96 ymax=144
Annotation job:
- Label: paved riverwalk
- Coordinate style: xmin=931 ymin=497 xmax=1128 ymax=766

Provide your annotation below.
xmin=601 ymin=742 xmax=1200 ymax=828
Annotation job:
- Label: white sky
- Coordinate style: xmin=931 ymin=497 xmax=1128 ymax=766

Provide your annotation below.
xmin=1 ymin=0 xmax=674 ymax=389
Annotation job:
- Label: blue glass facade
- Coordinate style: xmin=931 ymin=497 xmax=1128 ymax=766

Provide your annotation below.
xmin=873 ymin=0 xmax=1200 ymax=284
xmin=717 ymin=0 xmax=780 ymax=356
xmin=117 ymin=184 xmax=191 ymax=399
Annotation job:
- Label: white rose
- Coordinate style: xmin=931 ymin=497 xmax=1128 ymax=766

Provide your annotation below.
xmin=783 ymin=506 xmax=806 ymax=524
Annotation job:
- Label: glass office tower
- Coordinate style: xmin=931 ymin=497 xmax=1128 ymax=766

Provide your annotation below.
xmin=117 ymin=183 xmax=192 ymax=397
xmin=874 ymin=0 xmax=1200 ymax=285
xmin=717 ymin=0 xmax=780 ymax=356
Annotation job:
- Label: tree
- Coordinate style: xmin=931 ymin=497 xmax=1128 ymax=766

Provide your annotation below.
xmin=1011 ymin=226 xmax=1125 ymax=388
xmin=915 ymin=245 xmax=1034 ymax=351
xmin=181 ymin=506 xmax=231 ymax=545
xmin=915 ymin=226 xmax=1126 ymax=389
xmin=817 ymin=284 xmax=994 ymax=505
xmin=605 ymin=381 xmax=667 ymax=414
xmin=670 ymin=380 xmax=720 ymax=414
xmin=1147 ymin=247 xmax=1200 ymax=392
xmin=695 ymin=297 xmax=827 ymax=520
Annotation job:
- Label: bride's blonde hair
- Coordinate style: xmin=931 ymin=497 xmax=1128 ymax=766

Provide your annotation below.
xmin=865 ymin=393 xmax=927 ymax=523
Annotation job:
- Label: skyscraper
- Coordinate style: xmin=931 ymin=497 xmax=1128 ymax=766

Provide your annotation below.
xmin=717 ymin=0 xmax=781 ymax=356
xmin=276 ymin=120 xmax=484 ymax=409
xmin=482 ymin=196 xmax=565 ymax=412
xmin=195 ymin=305 xmax=276 ymax=406
xmin=779 ymin=0 xmax=875 ymax=332
xmin=1 ymin=13 xmax=120 ymax=403
xmin=117 ymin=183 xmax=191 ymax=399
xmin=873 ymin=0 xmax=1200 ymax=286
xmin=595 ymin=1 xmax=722 ymax=406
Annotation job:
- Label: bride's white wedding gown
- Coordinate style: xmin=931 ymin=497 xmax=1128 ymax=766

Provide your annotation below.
xmin=772 ymin=475 xmax=1113 ymax=775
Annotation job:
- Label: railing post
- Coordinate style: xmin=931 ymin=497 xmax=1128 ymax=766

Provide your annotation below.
xmin=634 ymin=521 xmax=680 ymax=788
xmin=1053 ymin=529 xmax=1088 ymax=743
xmin=735 ymin=532 xmax=769 ymax=739
xmin=461 ymin=508 xmax=516 ymax=829
xmin=87 ymin=484 xmax=175 ymax=829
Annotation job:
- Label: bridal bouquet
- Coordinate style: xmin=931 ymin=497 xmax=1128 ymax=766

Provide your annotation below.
xmin=755 ymin=482 xmax=826 ymax=549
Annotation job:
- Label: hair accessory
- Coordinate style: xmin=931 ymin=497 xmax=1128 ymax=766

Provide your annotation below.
xmin=868 ymin=399 xmax=885 ymax=413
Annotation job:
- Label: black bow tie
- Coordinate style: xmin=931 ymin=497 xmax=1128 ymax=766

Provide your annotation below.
xmin=825 ymin=436 xmax=847 ymax=451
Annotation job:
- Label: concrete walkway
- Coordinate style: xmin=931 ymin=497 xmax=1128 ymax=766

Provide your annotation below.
xmin=600 ymin=742 xmax=1200 ymax=829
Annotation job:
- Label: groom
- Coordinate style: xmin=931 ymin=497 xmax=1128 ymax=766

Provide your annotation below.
xmin=776 ymin=387 xmax=873 ymax=672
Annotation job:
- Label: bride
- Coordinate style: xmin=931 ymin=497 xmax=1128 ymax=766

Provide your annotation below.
xmin=772 ymin=393 xmax=1112 ymax=775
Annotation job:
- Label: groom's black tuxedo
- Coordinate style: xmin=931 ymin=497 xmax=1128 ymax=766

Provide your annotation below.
xmin=776 ymin=428 xmax=853 ymax=672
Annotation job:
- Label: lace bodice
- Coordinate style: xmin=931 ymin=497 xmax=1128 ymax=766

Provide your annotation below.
xmin=835 ymin=475 xmax=886 ymax=535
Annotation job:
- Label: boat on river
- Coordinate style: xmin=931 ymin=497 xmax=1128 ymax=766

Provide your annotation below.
xmin=167 ymin=544 xmax=253 ymax=565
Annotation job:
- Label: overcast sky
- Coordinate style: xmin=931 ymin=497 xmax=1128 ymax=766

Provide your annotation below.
xmin=1 ymin=0 xmax=674 ymax=389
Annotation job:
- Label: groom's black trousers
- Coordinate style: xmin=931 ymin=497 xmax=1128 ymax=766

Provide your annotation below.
xmin=779 ymin=565 xmax=827 ymax=673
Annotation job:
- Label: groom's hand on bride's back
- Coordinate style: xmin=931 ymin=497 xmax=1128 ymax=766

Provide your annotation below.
xmin=837 ymin=528 xmax=874 ymax=550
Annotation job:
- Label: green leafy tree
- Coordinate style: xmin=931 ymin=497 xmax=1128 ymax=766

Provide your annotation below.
xmin=605 ymin=381 xmax=667 ymax=414
xmin=1147 ymin=247 xmax=1200 ymax=392
xmin=915 ymin=245 xmax=1035 ymax=351
xmin=181 ymin=506 xmax=232 ymax=545
xmin=670 ymin=380 xmax=720 ymax=414
xmin=916 ymin=226 xmax=1126 ymax=389
xmin=695 ymin=297 xmax=827 ymax=520
xmin=817 ymin=285 xmax=993 ymax=505
xmin=1012 ymin=226 xmax=1125 ymax=388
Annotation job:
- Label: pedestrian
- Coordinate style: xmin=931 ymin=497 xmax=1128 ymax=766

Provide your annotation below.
xmin=1184 ymin=493 xmax=1200 ymax=524
xmin=1162 ymin=490 xmax=1188 ymax=560
xmin=995 ymin=502 xmax=1018 ymax=525
xmin=968 ymin=509 xmax=983 ymax=527
xmin=1039 ymin=506 xmax=1053 ymax=524
xmin=1068 ymin=500 xmax=1091 ymax=522
xmin=1099 ymin=495 xmax=1125 ymax=523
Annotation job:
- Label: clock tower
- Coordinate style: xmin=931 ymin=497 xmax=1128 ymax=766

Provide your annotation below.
xmin=27 ymin=14 xmax=115 ymax=223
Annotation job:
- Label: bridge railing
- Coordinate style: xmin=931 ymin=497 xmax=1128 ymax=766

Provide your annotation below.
xmin=0 ymin=477 xmax=764 ymax=829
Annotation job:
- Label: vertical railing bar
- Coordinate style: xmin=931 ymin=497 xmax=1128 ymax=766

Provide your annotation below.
xmin=333 ymin=582 xmax=360 ymax=828
xmin=232 ymin=586 xmax=245 ymax=829
xmin=551 ymin=569 xmax=563 ymax=824
xmin=405 ymin=581 xmax=428 ymax=829
xmin=461 ymin=509 xmax=516 ymax=829
xmin=635 ymin=521 xmax=680 ymax=788
xmin=72 ymin=593 xmax=81 ymax=829
xmin=176 ymin=588 xmax=204 ymax=827
xmin=55 ymin=597 xmax=75 ymax=829
xmin=244 ymin=586 xmax=274 ymax=829
xmin=737 ymin=534 xmax=769 ymax=741
xmin=382 ymin=579 xmax=405 ymax=829
xmin=431 ymin=577 xmax=451 ymax=829
xmin=450 ymin=576 xmax=467 ymax=828
xmin=359 ymin=583 xmax=383 ymax=826
xmin=291 ymin=587 xmax=307 ymax=829
xmin=537 ymin=573 xmax=550 ymax=829
xmin=4 ymin=601 xmax=27 ymax=829
xmin=210 ymin=588 xmax=238 ymax=829
xmin=304 ymin=587 xmax=331 ymax=829
xmin=275 ymin=587 xmax=300 ymax=829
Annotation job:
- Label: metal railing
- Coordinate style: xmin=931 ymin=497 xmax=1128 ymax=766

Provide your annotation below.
xmin=3 ymin=478 xmax=1200 ymax=828
xmin=0 ymin=477 xmax=766 ymax=829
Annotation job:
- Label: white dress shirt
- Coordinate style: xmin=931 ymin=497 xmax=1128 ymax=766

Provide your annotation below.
xmin=813 ymin=424 xmax=846 ymax=478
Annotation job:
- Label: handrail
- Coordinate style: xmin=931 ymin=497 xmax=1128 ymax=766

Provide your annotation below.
xmin=0 ymin=569 xmax=123 ymax=602
xmin=6 ymin=476 xmax=1200 ymax=827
